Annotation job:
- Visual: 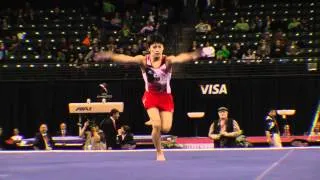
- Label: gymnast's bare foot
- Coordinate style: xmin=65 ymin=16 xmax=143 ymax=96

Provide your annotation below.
xmin=156 ymin=151 xmax=166 ymax=161
xmin=145 ymin=119 xmax=152 ymax=126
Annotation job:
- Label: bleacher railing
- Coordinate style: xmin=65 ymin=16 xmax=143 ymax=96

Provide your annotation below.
xmin=0 ymin=57 xmax=318 ymax=81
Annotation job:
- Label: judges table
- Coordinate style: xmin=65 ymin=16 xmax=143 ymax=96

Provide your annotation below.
xmin=18 ymin=135 xmax=175 ymax=150
xmin=68 ymin=102 xmax=124 ymax=114
xmin=68 ymin=102 xmax=124 ymax=135
xmin=19 ymin=136 xmax=85 ymax=149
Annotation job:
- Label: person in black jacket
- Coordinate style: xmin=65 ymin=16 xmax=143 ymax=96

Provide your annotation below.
xmin=33 ymin=124 xmax=54 ymax=150
xmin=101 ymin=109 xmax=120 ymax=150
xmin=117 ymin=125 xmax=136 ymax=149
xmin=56 ymin=122 xmax=70 ymax=137
xmin=208 ymin=107 xmax=242 ymax=148
xmin=265 ymin=109 xmax=282 ymax=147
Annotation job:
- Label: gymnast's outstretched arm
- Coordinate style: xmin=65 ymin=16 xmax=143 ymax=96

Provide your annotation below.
xmin=94 ymin=51 xmax=144 ymax=64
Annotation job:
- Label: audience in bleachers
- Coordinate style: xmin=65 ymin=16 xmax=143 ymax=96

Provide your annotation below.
xmin=191 ymin=1 xmax=318 ymax=61
xmin=0 ymin=0 xmax=171 ymax=62
xmin=1 ymin=1 xmax=317 ymax=63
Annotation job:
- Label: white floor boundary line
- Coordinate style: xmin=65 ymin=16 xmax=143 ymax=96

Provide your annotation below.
xmin=255 ymin=149 xmax=294 ymax=180
xmin=0 ymin=146 xmax=319 ymax=154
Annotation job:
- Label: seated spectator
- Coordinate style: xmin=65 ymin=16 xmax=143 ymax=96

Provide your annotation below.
xmin=7 ymin=35 xmax=20 ymax=56
xmin=10 ymin=128 xmax=23 ymax=143
xmin=120 ymin=23 xmax=131 ymax=38
xmin=253 ymin=16 xmax=263 ymax=32
xmin=288 ymin=18 xmax=301 ymax=31
xmin=5 ymin=128 xmax=24 ymax=149
xmin=85 ymin=45 xmax=101 ymax=62
xmin=231 ymin=0 xmax=240 ymax=8
xmin=116 ymin=47 xmax=125 ymax=54
xmin=57 ymin=38 xmax=69 ymax=53
xmin=286 ymin=41 xmax=301 ymax=56
xmin=51 ymin=7 xmax=61 ymax=22
xmin=231 ymin=42 xmax=243 ymax=60
xmin=203 ymin=42 xmax=215 ymax=58
xmin=102 ymin=0 xmax=116 ymax=17
xmin=17 ymin=9 xmax=25 ymax=25
xmin=263 ymin=16 xmax=272 ymax=32
xmin=208 ymin=107 xmax=242 ymax=148
xmin=148 ymin=11 xmax=155 ymax=23
xmin=106 ymin=36 xmax=117 ymax=52
xmin=56 ymin=51 xmax=66 ymax=62
xmin=117 ymin=125 xmax=136 ymax=150
xmin=1 ymin=17 xmax=9 ymax=30
xmin=215 ymin=22 xmax=224 ymax=33
xmin=74 ymin=53 xmax=85 ymax=64
xmin=140 ymin=21 xmax=154 ymax=34
xmin=234 ymin=17 xmax=249 ymax=32
xmin=273 ymin=29 xmax=285 ymax=44
xmin=123 ymin=11 xmax=134 ymax=28
xmin=56 ymin=122 xmax=70 ymax=137
xmin=141 ymin=42 xmax=149 ymax=55
xmin=195 ymin=20 xmax=212 ymax=33
xmin=189 ymin=40 xmax=198 ymax=52
xmin=216 ymin=45 xmax=230 ymax=60
xmin=242 ymin=48 xmax=256 ymax=62
xmin=0 ymin=42 xmax=7 ymax=60
xmin=256 ymin=40 xmax=271 ymax=59
xmin=80 ymin=121 xmax=106 ymax=150
xmin=95 ymin=124 xmax=106 ymax=145
xmin=158 ymin=8 xmax=169 ymax=21
xmin=0 ymin=127 xmax=4 ymax=150
xmin=131 ymin=44 xmax=141 ymax=56
xmin=110 ymin=12 xmax=122 ymax=30
xmin=283 ymin=125 xmax=291 ymax=137
xmin=33 ymin=124 xmax=54 ymax=150
xmin=300 ymin=17 xmax=310 ymax=31
xmin=271 ymin=40 xmax=286 ymax=58
xmin=154 ymin=22 xmax=164 ymax=34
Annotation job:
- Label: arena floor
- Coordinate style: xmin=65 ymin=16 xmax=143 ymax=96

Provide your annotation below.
xmin=0 ymin=147 xmax=319 ymax=180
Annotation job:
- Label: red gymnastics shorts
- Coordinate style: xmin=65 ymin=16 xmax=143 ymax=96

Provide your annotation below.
xmin=142 ymin=91 xmax=174 ymax=112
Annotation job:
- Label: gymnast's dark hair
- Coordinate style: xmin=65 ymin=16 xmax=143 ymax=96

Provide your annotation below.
xmin=147 ymin=33 xmax=165 ymax=47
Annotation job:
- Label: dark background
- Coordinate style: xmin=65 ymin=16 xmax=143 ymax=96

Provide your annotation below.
xmin=0 ymin=75 xmax=319 ymax=138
